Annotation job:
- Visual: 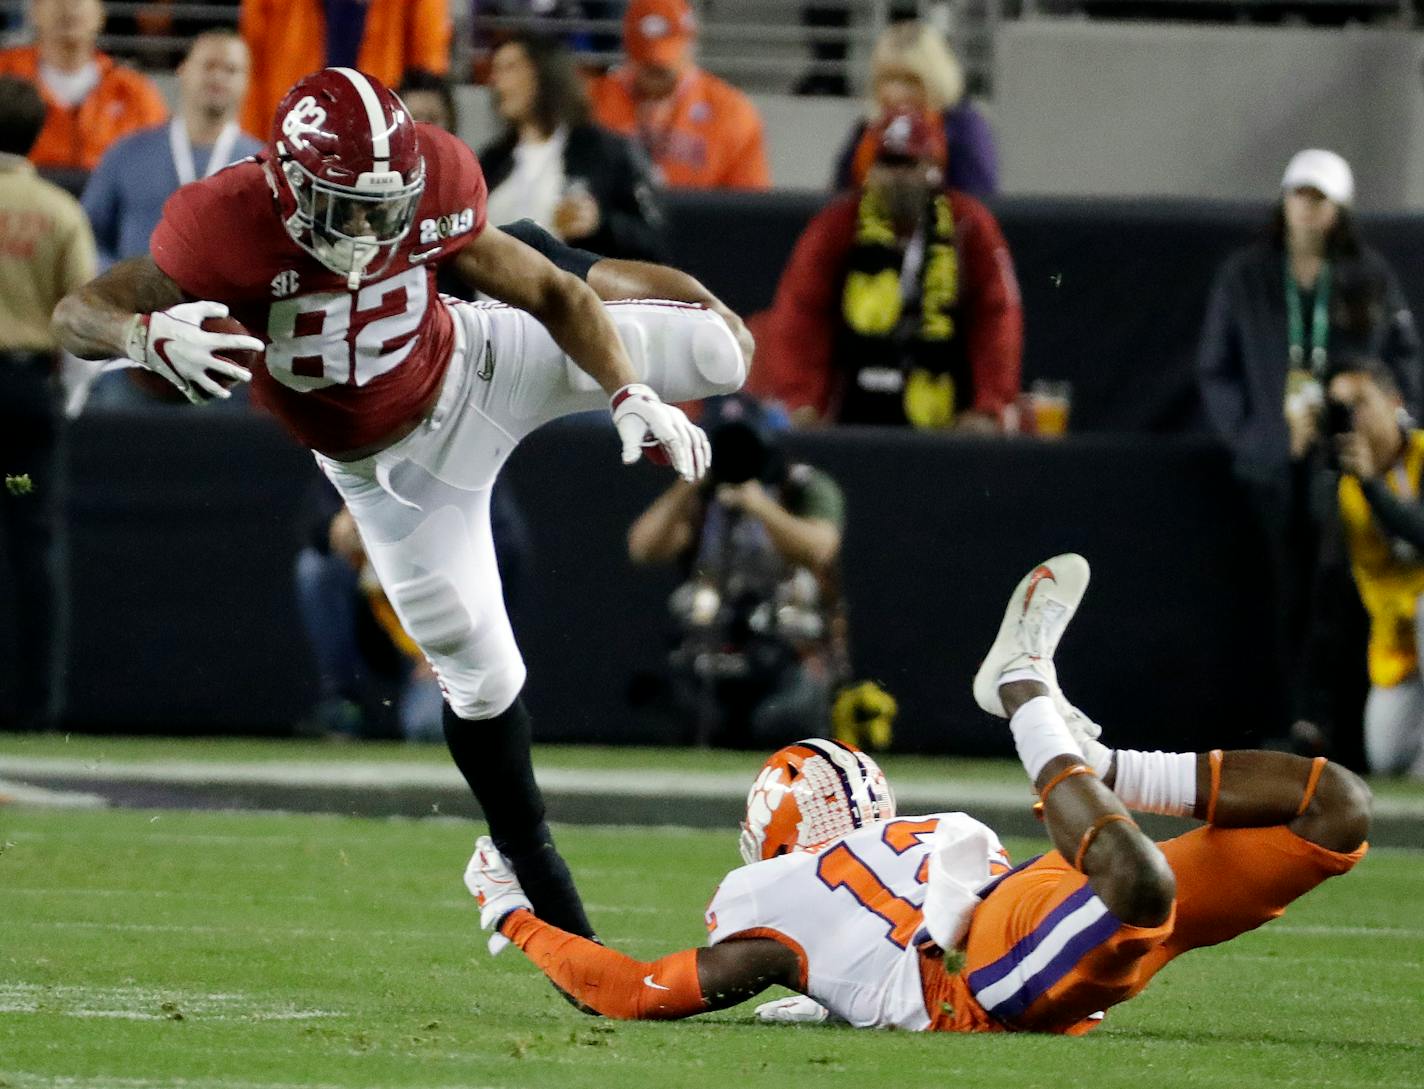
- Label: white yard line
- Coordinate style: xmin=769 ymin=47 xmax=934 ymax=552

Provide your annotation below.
xmin=0 ymin=755 xmax=1027 ymax=807
xmin=0 ymin=1079 xmax=505 ymax=1089
xmin=1271 ymin=923 xmax=1424 ymax=938
xmin=0 ymin=778 xmax=106 ymax=808
xmin=0 ymin=984 xmax=340 ymax=1024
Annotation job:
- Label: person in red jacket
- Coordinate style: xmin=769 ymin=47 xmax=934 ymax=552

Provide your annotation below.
xmin=755 ymin=108 xmax=1021 ymax=433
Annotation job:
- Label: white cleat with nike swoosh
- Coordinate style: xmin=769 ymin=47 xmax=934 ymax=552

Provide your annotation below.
xmin=463 ymin=835 xmax=532 ymax=956
xmin=972 ymin=554 xmax=1091 ymax=718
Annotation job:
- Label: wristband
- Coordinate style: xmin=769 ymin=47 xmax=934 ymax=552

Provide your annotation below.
xmin=122 ymin=313 xmax=150 ymax=363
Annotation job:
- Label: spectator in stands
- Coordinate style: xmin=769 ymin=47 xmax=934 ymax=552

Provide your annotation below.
xmin=831 ymin=22 xmax=997 ymax=199
xmin=83 ymin=32 xmax=260 ymax=270
xmin=0 ymin=0 xmax=166 ymax=172
xmin=628 ymin=394 xmax=848 ymax=747
xmin=1327 ymin=361 xmax=1424 ymax=778
xmin=1197 ymin=149 xmax=1421 ymax=736
xmin=480 ymin=33 xmax=667 ymax=261
xmin=753 ymin=108 xmax=1021 ymax=431
xmin=238 ymin=0 xmax=451 ymax=141
xmin=589 ymin=0 xmax=771 ymax=191
xmin=398 ymin=68 xmax=459 ymax=133
xmin=0 ymin=76 xmax=97 ymax=729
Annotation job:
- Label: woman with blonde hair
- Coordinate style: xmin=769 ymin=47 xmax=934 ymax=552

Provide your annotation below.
xmin=831 ymin=21 xmax=998 ymax=197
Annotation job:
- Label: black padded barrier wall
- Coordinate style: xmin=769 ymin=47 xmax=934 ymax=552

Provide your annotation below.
xmin=38 ymin=414 xmax=1272 ymax=757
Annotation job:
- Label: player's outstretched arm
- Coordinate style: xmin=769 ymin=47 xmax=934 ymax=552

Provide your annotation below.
xmin=498 ymin=907 xmax=799 ymax=1020
xmin=453 ymin=225 xmax=711 ymax=481
xmin=453 ymin=225 xmax=642 ymax=394
xmin=51 ymin=256 xmax=261 ymax=403
xmin=52 ymin=256 xmax=186 ymax=360
xmin=495 ymin=218 xmax=754 ymax=367
xmin=467 ymin=836 xmax=797 ymax=1018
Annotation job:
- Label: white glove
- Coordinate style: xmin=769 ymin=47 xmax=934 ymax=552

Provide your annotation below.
xmin=610 ymin=383 xmax=712 ymax=483
xmin=123 ymin=300 xmax=259 ymax=404
xmin=753 ymin=995 xmax=832 ymax=1025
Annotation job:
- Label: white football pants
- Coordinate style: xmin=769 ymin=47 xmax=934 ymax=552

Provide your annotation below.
xmin=316 ymin=298 xmax=747 ymax=721
xmin=1363 ymin=605 xmax=1424 ymax=777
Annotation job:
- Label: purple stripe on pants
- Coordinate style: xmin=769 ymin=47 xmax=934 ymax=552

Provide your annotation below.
xmin=967 ymin=883 xmax=1096 ymax=994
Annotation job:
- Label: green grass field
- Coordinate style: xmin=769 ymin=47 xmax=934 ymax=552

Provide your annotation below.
xmin=1 ymin=805 xmax=1420 ymax=1089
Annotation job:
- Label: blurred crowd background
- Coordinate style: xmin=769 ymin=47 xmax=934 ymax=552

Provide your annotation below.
xmin=4 ymin=0 xmax=1424 ymax=779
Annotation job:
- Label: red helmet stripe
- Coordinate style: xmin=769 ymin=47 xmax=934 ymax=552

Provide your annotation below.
xmin=331 ymin=66 xmax=391 ymax=170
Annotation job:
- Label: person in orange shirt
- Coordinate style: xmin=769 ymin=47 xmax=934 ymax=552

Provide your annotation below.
xmin=238 ymin=0 xmax=451 ymax=139
xmin=589 ymin=0 xmax=770 ymax=191
xmin=0 ymin=0 xmax=167 ymax=172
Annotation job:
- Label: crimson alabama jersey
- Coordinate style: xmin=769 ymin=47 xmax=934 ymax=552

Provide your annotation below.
xmin=150 ymin=124 xmax=488 ymax=455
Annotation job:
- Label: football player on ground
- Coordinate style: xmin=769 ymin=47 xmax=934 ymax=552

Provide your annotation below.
xmin=465 ymin=554 xmax=1372 ymax=1032
xmin=51 ymin=67 xmax=752 ymax=942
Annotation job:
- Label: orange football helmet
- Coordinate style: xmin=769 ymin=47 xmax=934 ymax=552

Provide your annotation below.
xmin=739 ymin=739 xmax=896 ymax=865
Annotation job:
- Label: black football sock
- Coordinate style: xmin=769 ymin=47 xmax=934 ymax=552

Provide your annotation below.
xmin=442 ymin=698 xmax=595 ymax=939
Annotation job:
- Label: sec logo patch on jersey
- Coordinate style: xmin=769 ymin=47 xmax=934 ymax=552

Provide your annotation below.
xmin=271 ymin=270 xmax=300 ymax=297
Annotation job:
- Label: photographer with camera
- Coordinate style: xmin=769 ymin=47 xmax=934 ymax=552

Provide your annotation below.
xmin=1322 ymin=362 xmax=1424 ymax=778
xmin=627 ymin=394 xmax=850 ymax=747
xmin=1197 ymin=149 xmax=1421 ymax=739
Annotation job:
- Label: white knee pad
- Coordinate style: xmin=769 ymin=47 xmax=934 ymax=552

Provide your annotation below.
xmin=566 ymin=304 xmax=748 ymax=400
xmin=441 ymin=658 xmax=528 ymax=721
xmin=388 ymin=572 xmax=474 ymax=656
xmin=688 ymin=312 xmax=748 ymax=392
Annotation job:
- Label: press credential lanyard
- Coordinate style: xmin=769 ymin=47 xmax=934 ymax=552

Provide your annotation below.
xmin=169 ymin=118 xmax=240 ymax=186
xmin=1285 ymin=259 xmax=1332 ymax=377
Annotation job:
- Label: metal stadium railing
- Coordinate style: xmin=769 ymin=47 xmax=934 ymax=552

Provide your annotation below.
xmin=0 ymin=0 xmax=1409 ymax=98
xmin=0 ymin=0 xmax=997 ymax=96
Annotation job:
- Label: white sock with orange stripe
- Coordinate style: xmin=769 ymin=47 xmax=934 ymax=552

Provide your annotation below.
xmin=1009 ymin=695 xmax=1085 ymax=781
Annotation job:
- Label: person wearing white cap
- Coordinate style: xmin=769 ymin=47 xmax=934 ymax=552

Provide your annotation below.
xmin=1196 ymin=147 xmax=1421 ymax=751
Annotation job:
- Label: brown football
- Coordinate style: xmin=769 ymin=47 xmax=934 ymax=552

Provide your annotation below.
xmin=200 ymin=315 xmax=262 ymax=376
xmin=127 ymin=314 xmax=261 ymax=402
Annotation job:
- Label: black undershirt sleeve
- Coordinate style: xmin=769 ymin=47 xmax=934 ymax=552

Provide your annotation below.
xmin=498 ymin=219 xmax=600 ymax=282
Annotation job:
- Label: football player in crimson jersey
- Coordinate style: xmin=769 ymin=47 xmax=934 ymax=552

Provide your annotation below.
xmin=52 ymin=67 xmax=753 ymax=941
xmin=464 ymin=555 xmax=1370 ymax=1033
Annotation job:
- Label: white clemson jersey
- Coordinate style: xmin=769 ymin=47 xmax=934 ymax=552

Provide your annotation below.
xmin=704 ymin=813 xmax=1008 ymax=1030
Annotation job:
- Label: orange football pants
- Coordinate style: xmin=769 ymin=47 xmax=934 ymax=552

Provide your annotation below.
xmin=934 ymin=825 xmax=1366 ymax=1034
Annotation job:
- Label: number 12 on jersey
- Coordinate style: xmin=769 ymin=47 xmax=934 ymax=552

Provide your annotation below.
xmin=816 ymin=819 xmax=939 ymax=950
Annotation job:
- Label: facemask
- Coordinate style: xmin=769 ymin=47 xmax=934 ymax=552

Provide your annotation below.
xmin=313 ymin=234 xmax=381 ymax=290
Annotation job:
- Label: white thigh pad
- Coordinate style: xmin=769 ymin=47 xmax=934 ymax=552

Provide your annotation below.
xmin=388 ymin=572 xmax=475 ymax=655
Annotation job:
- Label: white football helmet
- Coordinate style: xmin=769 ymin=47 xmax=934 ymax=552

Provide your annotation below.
xmin=739 ymin=738 xmax=896 ymax=865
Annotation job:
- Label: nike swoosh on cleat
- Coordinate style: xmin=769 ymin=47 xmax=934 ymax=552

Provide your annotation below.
xmin=1021 ymin=565 xmax=1056 ymax=615
xmin=643 ymin=975 xmax=671 ymax=991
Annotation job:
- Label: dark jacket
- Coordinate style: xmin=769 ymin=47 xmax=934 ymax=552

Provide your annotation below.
xmin=478 ymin=122 xmax=667 ymax=263
xmin=1197 ymin=241 xmax=1422 ymax=475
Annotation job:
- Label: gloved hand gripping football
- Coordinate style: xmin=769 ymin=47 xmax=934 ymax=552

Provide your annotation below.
xmin=123 ymin=300 xmax=261 ymax=404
